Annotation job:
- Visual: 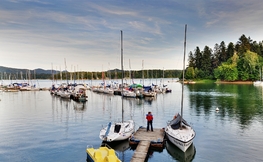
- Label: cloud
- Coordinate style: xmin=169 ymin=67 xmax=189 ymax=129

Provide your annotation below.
xmin=88 ymin=2 xmax=138 ymax=17
xmin=1 ymin=0 xmax=263 ymax=71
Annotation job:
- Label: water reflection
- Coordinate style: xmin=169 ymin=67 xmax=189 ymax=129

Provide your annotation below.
xmin=1 ymin=80 xmax=263 ymax=161
xmin=144 ymin=96 xmax=157 ymax=105
xmin=166 ymin=140 xmax=196 ymax=162
xmin=101 ymin=140 xmax=130 ymax=162
xmin=73 ymin=101 xmax=87 ymax=112
xmin=187 ymin=83 xmax=263 ymax=129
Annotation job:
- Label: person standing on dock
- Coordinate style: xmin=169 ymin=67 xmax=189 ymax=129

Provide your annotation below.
xmin=146 ymin=111 xmax=153 ymax=131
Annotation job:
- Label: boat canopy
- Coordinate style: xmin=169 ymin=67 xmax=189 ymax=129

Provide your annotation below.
xmin=143 ymin=85 xmax=152 ymax=92
xmin=74 ymin=85 xmax=86 ymax=91
xmin=169 ymin=114 xmax=190 ymax=129
xmin=130 ymin=83 xmax=143 ymax=88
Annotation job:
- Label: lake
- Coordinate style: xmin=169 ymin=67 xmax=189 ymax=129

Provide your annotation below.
xmin=0 ymin=79 xmax=263 ymax=162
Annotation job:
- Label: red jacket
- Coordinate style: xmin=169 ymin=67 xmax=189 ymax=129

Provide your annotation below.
xmin=146 ymin=114 xmax=153 ymax=121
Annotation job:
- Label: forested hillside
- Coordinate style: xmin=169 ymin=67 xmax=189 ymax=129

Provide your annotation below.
xmin=187 ymin=34 xmax=263 ymax=81
xmin=0 ymin=66 xmax=57 ymax=80
xmin=0 ymin=66 xmax=181 ymax=80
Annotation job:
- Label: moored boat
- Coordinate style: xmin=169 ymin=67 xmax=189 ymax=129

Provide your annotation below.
xmin=99 ymin=120 xmax=135 ymax=142
xmin=70 ymin=85 xmax=88 ymax=102
xmin=86 ymin=144 xmax=121 ymax=162
xmin=165 ymin=24 xmax=195 ymax=152
xmin=99 ymin=31 xmax=135 ymax=143
xmin=165 ymin=114 xmax=195 ymax=152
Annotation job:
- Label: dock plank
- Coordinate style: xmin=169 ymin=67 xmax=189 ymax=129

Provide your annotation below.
xmin=130 ymin=141 xmax=150 ymax=162
xmin=129 ymin=127 xmax=165 ymax=146
xmin=129 ymin=127 xmax=165 ymax=162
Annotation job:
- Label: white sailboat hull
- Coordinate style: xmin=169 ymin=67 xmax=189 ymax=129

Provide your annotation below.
xmin=165 ymin=126 xmax=195 ymax=152
xmin=103 ymin=88 xmax=114 ymax=94
xmin=165 ymin=114 xmax=195 ymax=152
xmin=122 ymin=90 xmax=136 ymax=98
xmin=99 ymin=120 xmax=135 ymax=142
xmin=60 ymin=91 xmax=71 ymax=98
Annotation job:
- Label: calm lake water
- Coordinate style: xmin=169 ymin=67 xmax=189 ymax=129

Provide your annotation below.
xmin=0 ymin=79 xmax=263 ymax=162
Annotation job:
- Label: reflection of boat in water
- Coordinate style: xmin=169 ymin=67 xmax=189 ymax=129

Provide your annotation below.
xmin=101 ymin=139 xmax=130 ymax=161
xmin=166 ymin=140 xmax=196 ymax=162
xmin=144 ymin=96 xmax=156 ymax=105
xmin=102 ymin=140 xmax=130 ymax=152
xmin=73 ymin=101 xmax=87 ymax=112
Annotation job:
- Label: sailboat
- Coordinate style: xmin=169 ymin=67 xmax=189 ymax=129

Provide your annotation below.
xmin=165 ymin=24 xmax=196 ymax=152
xmin=99 ymin=30 xmax=135 ymax=142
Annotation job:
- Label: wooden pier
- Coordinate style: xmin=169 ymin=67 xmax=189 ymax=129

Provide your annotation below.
xmin=129 ymin=127 xmax=165 ymax=162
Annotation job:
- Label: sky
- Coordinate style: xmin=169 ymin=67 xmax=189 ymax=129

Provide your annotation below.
xmin=1 ymin=0 xmax=263 ymax=72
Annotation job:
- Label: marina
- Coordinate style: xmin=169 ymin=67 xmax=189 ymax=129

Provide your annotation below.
xmin=0 ymin=79 xmax=263 ymax=161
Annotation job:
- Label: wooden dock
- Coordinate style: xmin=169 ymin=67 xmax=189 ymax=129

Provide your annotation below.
xmin=130 ymin=140 xmax=150 ymax=162
xmin=130 ymin=127 xmax=165 ymax=162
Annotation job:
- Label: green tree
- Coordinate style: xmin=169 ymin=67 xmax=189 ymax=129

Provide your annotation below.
xmin=214 ymin=63 xmax=238 ymax=81
xmin=212 ymin=43 xmax=220 ymax=69
xmin=237 ymin=50 xmax=259 ymax=81
xmin=259 ymin=41 xmax=263 ymax=57
xmin=226 ymin=42 xmax=235 ymax=59
xmin=201 ymin=46 xmax=213 ymax=78
xmin=219 ymin=41 xmax=227 ymax=62
xmin=188 ymin=51 xmax=195 ymax=67
xmin=237 ymin=34 xmax=251 ymax=55
xmin=194 ymin=46 xmax=202 ymax=69
xmin=185 ymin=67 xmax=195 ymax=79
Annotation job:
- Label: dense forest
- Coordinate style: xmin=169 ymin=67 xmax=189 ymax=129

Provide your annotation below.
xmin=0 ymin=67 xmax=182 ymax=80
xmin=186 ymin=34 xmax=263 ymax=81
xmin=52 ymin=69 xmax=181 ymax=80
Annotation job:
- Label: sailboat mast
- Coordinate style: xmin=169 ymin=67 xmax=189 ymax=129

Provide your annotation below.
xmin=129 ymin=59 xmax=131 ymax=84
xmin=180 ymin=24 xmax=187 ymax=129
xmin=121 ymin=30 xmax=124 ymax=123
xmin=64 ymin=58 xmax=68 ymax=84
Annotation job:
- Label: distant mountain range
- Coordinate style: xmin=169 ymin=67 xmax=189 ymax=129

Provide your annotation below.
xmin=0 ymin=66 xmax=58 ymax=74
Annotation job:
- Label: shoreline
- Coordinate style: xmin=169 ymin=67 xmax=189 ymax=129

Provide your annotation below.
xmin=214 ymin=81 xmax=253 ymax=84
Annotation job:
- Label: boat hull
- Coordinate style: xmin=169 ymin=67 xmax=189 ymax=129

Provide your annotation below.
xmin=165 ymin=114 xmax=195 ymax=152
xmin=165 ymin=129 xmax=194 ymax=152
xmin=99 ymin=120 xmax=135 ymax=142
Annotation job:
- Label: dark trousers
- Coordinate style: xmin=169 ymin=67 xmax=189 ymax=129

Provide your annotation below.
xmin=147 ymin=120 xmax=153 ymax=131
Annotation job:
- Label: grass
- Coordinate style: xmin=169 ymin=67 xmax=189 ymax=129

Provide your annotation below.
xmin=191 ymin=79 xmax=216 ymax=83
